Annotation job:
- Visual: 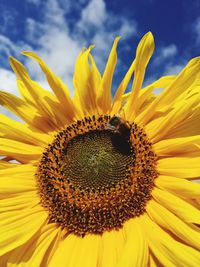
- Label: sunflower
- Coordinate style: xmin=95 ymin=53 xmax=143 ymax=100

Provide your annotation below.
xmin=0 ymin=32 xmax=200 ymax=267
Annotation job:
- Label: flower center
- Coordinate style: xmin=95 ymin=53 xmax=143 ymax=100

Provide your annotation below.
xmin=63 ymin=130 xmax=133 ymax=190
xmin=36 ymin=115 xmax=158 ymax=236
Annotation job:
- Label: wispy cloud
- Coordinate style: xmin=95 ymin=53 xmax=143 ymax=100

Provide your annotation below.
xmin=78 ymin=0 xmax=107 ymax=28
xmin=26 ymin=0 xmax=41 ymax=4
xmin=0 ymin=67 xmax=19 ymax=95
xmin=0 ymin=0 xmax=137 ymax=96
xmin=30 ymin=0 xmax=137 ymax=85
xmin=0 ymin=34 xmax=31 ymax=93
xmin=153 ymin=44 xmax=178 ymax=67
xmin=143 ymin=43 xmax=181 ymax=85
xmin=163 ymin=63 xmax=185 ymax=76
xmin=193 ymin=16 xmax=200 ymax=45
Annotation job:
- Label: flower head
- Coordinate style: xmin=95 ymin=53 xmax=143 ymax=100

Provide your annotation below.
xmin=0 ymin=32 xmax=200 ymax=266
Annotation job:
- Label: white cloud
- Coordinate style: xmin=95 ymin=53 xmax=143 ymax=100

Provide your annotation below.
xmin=160 ymin=44 xmax=177 ymax=58
xmin=77 ymin=0 xmax=137 ymax=41
xmin=118 ymin=18 xmax=137 ymax=38
xmin=194 ymin=16 xmax=200 ymax=44
xmin=0 ymin=68 xmax=22 ymax=121
xmin=44 ymin=0 xmax=66 ymax=27
xmin=75 ymin=0 xmax=137 ymax=70
xmin=0 ymin=34 xmax=32 ymax=59
xmin=79 ymin=0 xmax=106 ymax=28
xmin=0 ymin=8 xmax=18 ymax=34
xmin=153 ymin=44 xmax=178 ymax=66
xmin=164 ymin=63 xmax=185 ymax=76
xmin=0 ymin=35 xmax=19 ymax=55
xmin=25 ymin=18 xmax=41 ymax=43
xmin=149 ymin=43 xmax=184 ymax=78
xmin=35 ymin=29 xmax=82 ymax=91
xmin=26 ymin=0 xmax=41 ymax=5
xmin=23 ymin=0 xmax=137 ymax=91
xmin=23 ymin=2 xmax=83 ymax=92
xmin=0 ymin=68 xmax=19 ymax=95
xmin=0 ymin=0 xmax=137 ymax=101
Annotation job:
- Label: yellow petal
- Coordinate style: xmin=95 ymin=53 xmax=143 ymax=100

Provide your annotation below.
xmin=153 ymin=135 xmax=200 ymax=157
xmin=0 ymin=164 xmax=37 ymax=196
xmin=149 ymin=254 xmax=158 ymax=267
xmin=21 ymin=51 xmax=79 ymax=121
xmin=0 ymin=160 xmax=19 ymax=169
xmin=48 ymin=234 xmax=100 ymax=267
xmin=0 ymin=162 xmax=35 ymax=174
xmin=48 ymin=234 xmax=79 ymax=267
xmin=155 ymin=57 xmax=200 ymax=108
xmin=17 ymin=79 xmax=35 ymax=105
xmin=67 ymin=234 xmax=100 ymax=267
xmin=0 ymin=114 xmax=51 ymax=146
xmin=7 ymin=224 xmax=59 ymax=267
xmin=0 ymin=138 xmax=43 ymax=162
xmin=146 ymin=87 xmax=200 ymax=143
xmin=124 ymin=32 xmax=154 ymax=122
xmin=152 ymin=188 xmax=200 ymax=224
xmin=136 ymin=75 xmax=176 ymax=115
xmin=141 ymin=214 xmax=200 ymax=267
xmin=157 ymin=157 xmax=200 ymax=178
xmin=0 ymin=192 xmax=39 ymax=212
xmin=89 ymin=53 xmax=101 ymax=86
xmin=73 ymin=46 xmax=100 ymax=115
xmin=146 ymin=200 xmax=200 ymax=250
xmin=99 ymin=228 xmax=125 ymax=267
xmin=155 ymin=175 xmax=200 ymax=199
xmin=0 ymin=209 xmax=47 ymax=256
xmin=0 ymin=91 xmax=53 ymax=132
xmin=111 ymin=58 xmax=135 ymax=116
xmin=17 ymin=79 xmax=70 ymax=128
xmin=116 ymin=218 xmax=149 ymax=267
xmin=9 ymin=57 xmax=64 ymax=129
xmin=97 ymin=37 xmax=120 ymax=113
xmin=137 ymin=56 xmax=200 ymax=125
xmin=0 ymin=252 xmax=10 ymax=267
xmin=166 ymin=107 xmax=200 ymax=138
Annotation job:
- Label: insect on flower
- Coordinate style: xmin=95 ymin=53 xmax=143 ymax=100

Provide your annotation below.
xmin=107 ymin=115 xmax=131 ymax=140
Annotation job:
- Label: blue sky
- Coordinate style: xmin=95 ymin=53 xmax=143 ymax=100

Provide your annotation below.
xmin=0 ymin=0 xmax=200 ymax=99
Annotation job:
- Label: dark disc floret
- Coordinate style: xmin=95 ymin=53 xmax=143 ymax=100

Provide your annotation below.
xmin=36 ymin=115 xmax=158 ymax=236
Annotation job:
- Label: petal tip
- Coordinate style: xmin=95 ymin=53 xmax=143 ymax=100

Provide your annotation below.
xmin=88 ymin=44 xmax=95 ymax=51
xmin=115 ymin=35 xmax=121 ymax=42
xmin=143 ymin=31 xmax=155 ymax=46
xmin=21 ymin=51 xmax=32 ymax=56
